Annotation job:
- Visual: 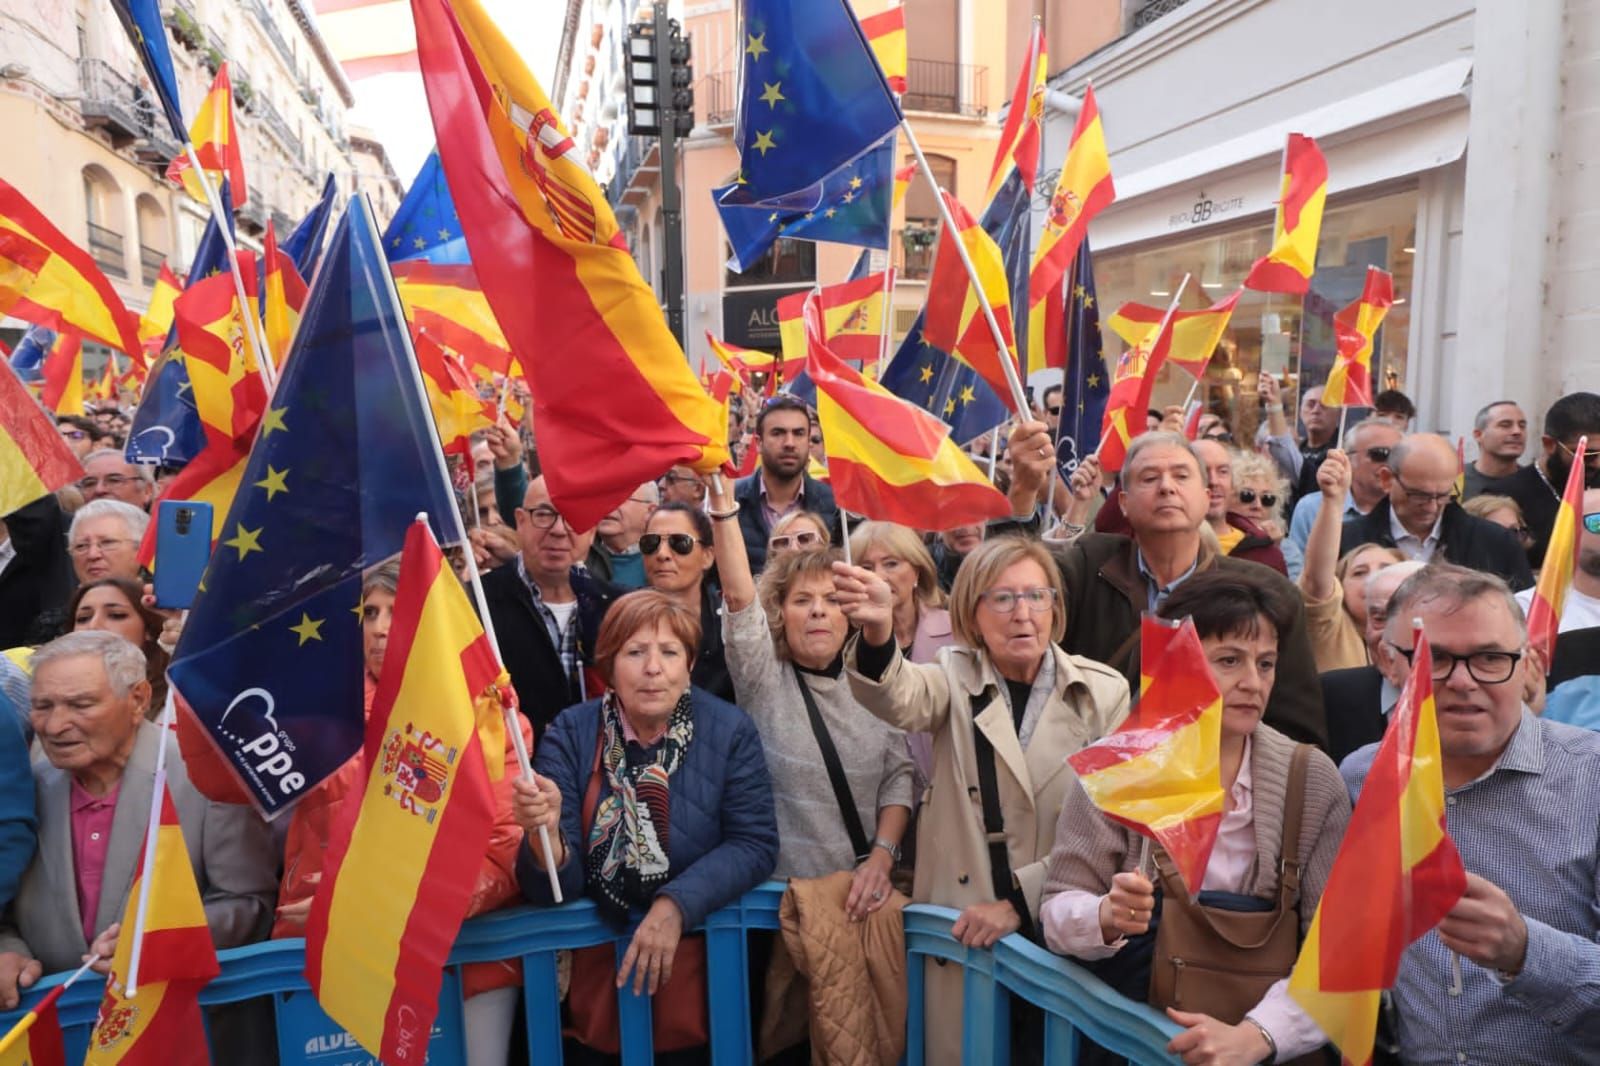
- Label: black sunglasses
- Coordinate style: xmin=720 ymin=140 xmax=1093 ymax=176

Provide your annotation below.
xmin=640 ymin=532 xmax=704 ymax=556
xmin=1236 ymin=488 xmax=1278 ymax=508
xmin=1364 ymin=446 xmax=1392 ymax=463
xmin=1045 ymin=405 xmax=1062 ymax=415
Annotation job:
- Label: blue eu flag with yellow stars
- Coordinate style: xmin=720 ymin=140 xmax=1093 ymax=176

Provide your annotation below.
xmin=715 ymin=133 xmax=896 ymax=272
xmin=1056 ymin=238 xmax=1109 ymax=474
xmin=383 ymin=150 xmax=468 ymax=265
xmin=282 ymin=172 xmax=339 ymax=279
xmin=168 ymin=194 xmax=462 ymax=819
xmin=721 ymin=0 xmax=901 ymax=210
xmin=108 ymin=0 xmax=187 ymax=140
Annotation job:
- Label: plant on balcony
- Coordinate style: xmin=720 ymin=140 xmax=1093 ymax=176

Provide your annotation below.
xmin=165 ymin=7 xmax=205 ymax=51
xmin=902 ymin=225 xmax=937 ymax=250
xmin=203 ymin=45 xmax=223 ymax=74
xmin=235 ymin=80 xmax=255 ymax=113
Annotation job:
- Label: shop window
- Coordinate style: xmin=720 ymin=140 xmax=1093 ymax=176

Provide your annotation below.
xmin=723 ymin=237 xmax=815 ymax=289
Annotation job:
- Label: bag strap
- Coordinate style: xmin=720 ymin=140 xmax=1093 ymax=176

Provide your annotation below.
xmin=581 ymin=718 xmax=605 ymax=834
xmin=1276 ymin=743 xmax=1312 ymax=904
xmin=792 ymin=663 xmax=872 ymax=863
xmin=970 ymin=686 xmax=1037 ymax=939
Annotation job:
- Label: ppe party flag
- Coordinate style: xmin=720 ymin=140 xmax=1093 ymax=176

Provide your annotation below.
xmin=0 ymin=179 xmax=141 ymax=358
xmin=391 ymin=261 xmax=512 ymax=378
xmin=0 ymin=990 xmax=66 ymax=1066
xmin=923 ymin=189 xmax=1020 ymax=414
xmin=138 ymin=262 xmax=183 ymax=362
xmin=860 ymin=5 xmax=906 ymax=93
xmin=1244 ymin=133 xmax=1327 ymax=295
xmin=1106 ymin=288 xmax=1242 ymax=382
xmin=1055 ymin=239 xmax=1111 ymax=472
xmin=166 ymin=63 xmax=247 ymax=208
xmin=168 ymin=195 xmax=462 ymax=819
xmin=107 ymin=0 xmax=187 ymax=140
xmin=261 ymin=222 xmax=309 ymax=369
xmin=0 ymin=357 xmax=83 ymax=516
xmin=39 ymin=331 xmax=84 ymax=416
xmin=384 ymin=151 xmax=469 ymax=266
xmin=83 ymin=786 xmax=219 ymax=1066
xmin=1030 ymin=83 xmax=1114 ymax=306
xmin=720 ymin=0 xmax=901 ymax=210
xmin=1289 ymin=628 xmax=1466 ymax=1066
xmin=1322 ymin=267 xmax=1394 ymax=408
xmin=807 ymin=290 xmax=1009 ymax=530
xmin=986 ymin=22 xmax=1046 ymax=203
xmin=284 ymin=173 xmax=339 ymax=280
xmin=1526 ymin=435 xmax=1587 ymax=670
xmin=305 ymin=517 xmax=507 ymax=1065
xmin=1099 ymin=291 xmax=1181 ymax=472
xmin=776 ymin=270 xmax=892 ymax=367
xmin=1067 ymin=616 xmax=1225 ymax=894
xmin=413 ymin=0 xmax=728 ymax=532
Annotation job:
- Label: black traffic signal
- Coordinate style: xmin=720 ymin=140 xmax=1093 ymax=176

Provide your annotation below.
xmin=625 ymin=22 xmax=661 ymax=136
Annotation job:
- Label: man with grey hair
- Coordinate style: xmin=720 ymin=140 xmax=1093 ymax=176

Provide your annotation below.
xmin=75 ymin=449 xmax=154 ymax=510
xmin=66 ymin=499 xmax=149 ymax=585
xmin=1318 ymin=559 xmax=1426 ymax=764
xmin=1343 ymin=563 xmax=1600 ymax=1060
xmin=1463 ymin=400 xmax=1527 ymax=501
xmin=590 ymin=480 xmax=658 ymax=589
xmin=1286 ymin=416 xmax=1403 ymax=557
xmin=0 ymin=631 xmax=275 ymax=1011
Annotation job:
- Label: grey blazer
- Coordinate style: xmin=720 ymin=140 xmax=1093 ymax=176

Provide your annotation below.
xmin=0 ymin=722 xmax=276 ymax=973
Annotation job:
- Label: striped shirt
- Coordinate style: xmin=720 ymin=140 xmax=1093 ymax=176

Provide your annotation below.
xmin=1341 ymin=710 xmax=1600 ymax=1063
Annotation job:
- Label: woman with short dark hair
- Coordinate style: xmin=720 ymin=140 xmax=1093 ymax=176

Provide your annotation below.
xmin=641 ymin=502 xmax=732 ymax=700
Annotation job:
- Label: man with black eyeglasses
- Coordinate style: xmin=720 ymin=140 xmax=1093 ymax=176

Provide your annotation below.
xmin=1338 ymin=433 xmax=1533 ymax=590
xmin=1286 ymin=417 xmax=1401 ymax=559
xmin=1482 ymin=391 xmax=1600 ymax=568
xmin=1341 ymin=563 xmax=1600 ymax=1062
xmin=732 ymin=394 xmax=836 ymax=573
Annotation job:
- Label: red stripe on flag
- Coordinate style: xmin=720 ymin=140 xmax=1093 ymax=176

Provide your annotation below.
xmin=827 ymin=457 xmax=1009 ymax=530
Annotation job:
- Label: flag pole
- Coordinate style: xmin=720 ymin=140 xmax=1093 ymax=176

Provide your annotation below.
xmin=0 ymin=955 xmax=102 ymax=1056
xmin=875 ymin=262 xmax=896 ymax=380
xmin=125 ymin=672 xmax=181 ymax=995
xmin=1091 ymin=275 xmax=1190 ymax=461
xmin=356 ymin=194 xmax=562 ymax=902
xmin=898 ymin=119 xmax=1031 ymax=417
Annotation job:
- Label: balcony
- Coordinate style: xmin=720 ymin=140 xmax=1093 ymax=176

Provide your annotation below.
xmin=896 ymin=223 xmax=937 ymax=281
xmin=1133 ymin=0 xmax=1193 ymax=29
xmin=902 ymin=59 xmax=988 ymax=118
xmin=77 ymin=58 xmax=158 ymax=146
xmin=86 ymin=222 xmax=126 ymax=279
xmin=702 ymin=70 xmax=737 ymax=126
xmin=246 ymin=0 xmax=296 ymax=68
xmin=239 ymin=190 xmax=268 ymax=233
xmin=138 ymin=244 xmax=165 ymax=286
xmin=256 ymin=98 xmax=303 ymax=162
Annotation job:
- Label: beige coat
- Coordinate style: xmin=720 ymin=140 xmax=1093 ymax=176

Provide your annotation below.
xmin=845 ymin=639 xmax=1130 ymax=1064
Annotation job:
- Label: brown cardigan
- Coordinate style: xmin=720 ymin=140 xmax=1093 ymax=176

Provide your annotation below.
xmin=1041 ymin=724 xmax=1352 ymax=939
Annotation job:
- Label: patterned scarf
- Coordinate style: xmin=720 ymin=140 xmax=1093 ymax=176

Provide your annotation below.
xmin=585 ymin=689 xmax=695 ymax=922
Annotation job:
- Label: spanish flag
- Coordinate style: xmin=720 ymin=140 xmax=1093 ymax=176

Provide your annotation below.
xmin=1067 ymin=616 xmax=1225 ymax=895
xmin=305 ymin=517 xmax=508 ymax=1065
xmin=138 ymin=262 xmax=182 ymax=362
xmin=84 ymin=785 xmax=219 ymax=1066
xmin=1244 ymin=133 xmax=1327 ymax=295
xmin=413 ymin=0 xmax=728 ymax=532
xmin=39 ymin=331 xmax=84 ymax=416
xmin=165 ymin=63 xmax=247 ymax=209
xmin=777 ymin=270 xmax=892 ymax=368
xmin=391 ymin=260 xmax=513 ymax=378
xmin=806 ymin=289 xmax=1009 ymax=530
xmin=987 ymin=22 xmax=1046 ymax=202
xmin=1098 ymin=294 xmax=1180 ymax=472
xmin=0 ymin=988 xmax=66 ymax=1066
xmin=415 ymin=327 xmax=495 ymax=457
xmin=708 ymin=333 xmax=793 ymax=394
xmin=893 ymin=161 xmax=916 ymax=208
xmin=261 ymin=221 xmax=309 ymax=370
xmin=924 ymin=190 xmax=1020 ymax=413
xmin=93 ymin=353 xmax=121 ymax=404
xmin=860 ymin=5 xmax=906 ymax=94
xmin=1105 ymin=288 xmax=1242 ymax=381
xmin=0 ymin=358 xmax=82 ymax=516
xmin=1030 ymin=83 xmax=1115 ymax=307
xmin=1527 ymin=435 xmax=1587 ymax=669
xmin=1322 ymin=267 xmax=1394 ymax=408
xmin=1289 ymin=628 xmax=1466 ymax=1066
xmin=0 ymin=179 xmax=142 ymax=358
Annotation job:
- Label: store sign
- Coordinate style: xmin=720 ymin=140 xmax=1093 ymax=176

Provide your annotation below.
xmin=1169 ymin=191 xmax=1248 ymax=231
xmin=722 ymin=285 xmax=811 ymax=350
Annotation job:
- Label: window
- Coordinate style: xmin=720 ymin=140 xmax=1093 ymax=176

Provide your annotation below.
xmin=135 ymin=195 xmax=168 ymax=286
xmin=82 ymin=166 xmax=126 ymax=279
xmin=899 ymin=153 xmax=954 ymax=280
xmin=723 ymin=238 xmax=816 ymax=288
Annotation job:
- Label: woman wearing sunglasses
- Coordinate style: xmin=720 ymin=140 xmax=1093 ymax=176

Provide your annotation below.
xmin=640 ymin=503 xmax=734 ymax=702
xmin=766 ymin=509 xmax=832 ymax=560
xmin=1230 ymin=451 xmax=1296 ymax=576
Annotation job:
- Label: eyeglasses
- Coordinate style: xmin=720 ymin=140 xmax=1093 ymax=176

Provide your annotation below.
xmin=1556 ymin=439 xmax=1600 ymax=467
xmin=1364 ymin=446 xmax=1392 ymax=464
xmin=1236 ymin=488 xmax=1278 ymax=508
xmin=516 ymin=505 xmax=568 ymax=530
xmin=1585 ymin=512 xmax=1600 ymax=535
xmin=1385 ymin=643 xmax=1523 ymax=685
xmin=77 ymin=474 xmax=140 ymax=491
xmin=1045 ymin=405 xmax=1062 ymax=416
xmin=1391 ymin=474 xmax=1454 ymax=507
xmin=68 ymin=537 xmax=132 ymax=557
xmin=640 ymin=532 xmax=704 ymax=556
xmin=662 ymin=472 xmax=702 ymax=486
xmin=1202 ymin=429 xmax=1233 ymax=442
xmin=769 ymin=530 xmax=822 ymax=551
xmin=978 ymin=587 xmax=1057 ymax=615
xmin=59 ymin=429 xmax=88 ymax=441
xmin=810 ymin=436 xmax=823 ymax=446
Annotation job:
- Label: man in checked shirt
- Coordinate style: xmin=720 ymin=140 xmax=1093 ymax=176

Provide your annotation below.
xmin=1343 ymin=563 xmax=1600 ymax=1064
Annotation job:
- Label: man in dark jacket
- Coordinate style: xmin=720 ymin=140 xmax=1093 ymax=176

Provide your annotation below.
xmin=732 ymin=395 xmax=837 ymax=573
xmin=1339 ymin=433 xmax=1534 ymax=590
xmin=0 ymin=496 xmax=73 ymax=648
xmin=1482 ymin=391 xmax=1600 ymax=568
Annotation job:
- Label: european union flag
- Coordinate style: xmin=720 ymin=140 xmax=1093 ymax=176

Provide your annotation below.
xmin=282 ymin=172 xmax=339 ymax=280
xmin=108 ymin=0 xmax=187 ymax=141
xmin=1056 ymin=238 xmax=1109 ymax=474
xmin=721 ymin=0 xmax=901 ymax=209
xmin=168 ymin=195 xmax=461 ymax=819
xmin=716 ymin=134 xmax=896 ymax=272
xmin=8 ymin=325 xmax=53 ymax=383
xmin=384 ymin=151 xmax=468 ymax=265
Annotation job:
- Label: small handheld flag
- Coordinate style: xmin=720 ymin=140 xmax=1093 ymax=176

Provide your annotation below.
xmin=166 ymin=63 xmax=247 ymax=209
xmin=0 ymin=342 xmax=83 ymax=517
xmin=1322 ymin=267 xmax=1395 ymax=408
xmin=1244 ymin=133 xmax=1328 ymax=295
xmin=1526 ymin=436 xmax=1587 ymax=670
xmin=1030 ymin=83 xmax=1114 ymax=306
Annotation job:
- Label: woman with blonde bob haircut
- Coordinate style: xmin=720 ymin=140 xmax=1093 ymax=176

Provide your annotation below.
xmin=835 ymin=535 xmax=1130 ymax=1065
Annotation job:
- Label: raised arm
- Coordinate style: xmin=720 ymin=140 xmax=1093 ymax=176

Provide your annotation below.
xmin=708 ymin=475 xmax=756 ymax=612
xmin=1299 ymin=448 xmax=1352 ymax=606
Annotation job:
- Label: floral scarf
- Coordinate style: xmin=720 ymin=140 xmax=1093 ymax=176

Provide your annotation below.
xmin=585 ymin=689 xmax=695 ymax=922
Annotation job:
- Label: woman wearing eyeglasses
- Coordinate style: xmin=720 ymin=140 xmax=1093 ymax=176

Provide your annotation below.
xmin=766 ymin=509 xmax=831 ymax=560
xmin=835 ymin=536 xmax=1130 ymax=1065
xmin=641 ymin=503 xmax=733 ymax=702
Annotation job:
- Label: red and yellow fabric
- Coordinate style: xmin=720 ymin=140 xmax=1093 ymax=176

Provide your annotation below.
xmin=986 ymin=22 xmax=1046 ymax=202
xmin=1527 ymin=436 xmax=1586 ymax=669
xmin=1288 ymin=630 xmax=1466 ymax=1066
xmin=414 ymin=0 xmax=728 ymax=531
xmin=84 ymin=785 xmax=220 ymax=1066
xmin=806 ymin=289 xmax=1009 ymax=530
xmin=1322 ymin=267 xmax=1394 ymax=408
xmin=391 ymin=260 xmax=513 ymax=378
xmin=1243 ymin=133 xmax=1327 ymax=295
xmin=707 ymin=332 xmax=797 ymax=389
xmin=165 ymin=63 xmax=247 ymax=209
xmin=776 ymin=270 xmax=892 ymax=368
xmin=415 ymin=327 xmax=495 ymax=457
xmin=39 ymin=331 xmax=84 ymax=416
xmin=175 ymin=253 xmax=266 ymax=445
xmin=1105 ymin=288 xmax=1242 ymax=382
xmin=923 ymin=190 xmax=1020 ymax=413
xmin=859 ymin=5 xmax=906 ymax=94
xmin=313 ymin=0 xmax=419 ymax=79
xmin=0 ymin=990 xmax=66 ymax=1066
xmin=305 ymin=517 xmax=507 ymax=1065
xmin=0 ymin=359 xmax=83 ymax=516
xmin=0 ymin=179 xmax=142 ymax=358
xmin=138 ymin=262 xmax=182 ymax=364
xmin=1098 ymin=300 xmax=1179 ymax=473
xmin=1067 ymin=616 xmax=1225 ymax=894
xmin=1029 ymin=83 xmax=1114 ymax=308
xmin=93 ymin=354 xmax=121 ymax=404
xmin=893 ymin=162 xmax=915 ymax=209
xmin=261 ymin=222 xmax=309 ymax=370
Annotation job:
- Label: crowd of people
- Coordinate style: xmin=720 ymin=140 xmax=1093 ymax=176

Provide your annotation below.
xmin=1 ymin=381 xmax=1598 ymax=1065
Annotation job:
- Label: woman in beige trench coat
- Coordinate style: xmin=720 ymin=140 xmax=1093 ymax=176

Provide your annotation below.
xmin=835 ymin=535 xmax=1130 ymax=1065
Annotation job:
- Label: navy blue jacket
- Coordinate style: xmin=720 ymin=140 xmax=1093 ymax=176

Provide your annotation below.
xmin=0 ymin=705 xmax=37 ymax=909
xmin=516 ymin=688 xmax=778 ymax=929
xmin=732 ymin=471 xmax=838 ymax=574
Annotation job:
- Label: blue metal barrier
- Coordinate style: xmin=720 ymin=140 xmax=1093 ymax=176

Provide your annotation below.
xmin=0 ymin=883 xmax=1180 ymax=1064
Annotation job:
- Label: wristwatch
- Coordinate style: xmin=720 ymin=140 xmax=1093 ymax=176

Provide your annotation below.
xmin=871 ymin=837 xmax=901 ymax=863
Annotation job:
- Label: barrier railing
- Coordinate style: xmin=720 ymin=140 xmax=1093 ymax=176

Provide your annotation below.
xmin=0 ymin=883 xmax=1180 ymax=1064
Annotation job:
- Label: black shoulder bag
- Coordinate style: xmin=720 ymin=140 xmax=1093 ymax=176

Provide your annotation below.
xmin=969 ymin=685 xmax=1037 ymax=940
xmin=792 ymin=664 xmax=873 ymax=863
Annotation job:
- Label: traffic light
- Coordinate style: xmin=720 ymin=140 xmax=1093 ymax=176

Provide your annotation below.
xmin=667 ymin=28 xmax=693 ymax=137
xmin=625 ymin=22 xmax=661 ymax=136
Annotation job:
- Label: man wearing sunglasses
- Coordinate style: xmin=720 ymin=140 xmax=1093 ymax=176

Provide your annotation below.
xmin=1481 ymin=391 xmax=1600 ymax=569
xmin=1286 ymin=418 xmax=1402 ymax=559
xmin=1342 ymin=563 xmax=1600 ymax=1063
xmin=731 ymin=395 xmax=837 ymax=573
xmin=1339 ymin=433 xmax=1533 ymax=590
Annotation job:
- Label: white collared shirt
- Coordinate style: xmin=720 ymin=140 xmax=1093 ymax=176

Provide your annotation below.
xmin=1388 ymin=506 xmax=1443 ymax=561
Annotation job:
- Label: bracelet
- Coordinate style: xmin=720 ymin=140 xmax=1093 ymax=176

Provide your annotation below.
xmin=707 ymin=505 xmax=740 ymax=520
xmin=1243 ymin=1018 xmax=1277 ymax=1064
